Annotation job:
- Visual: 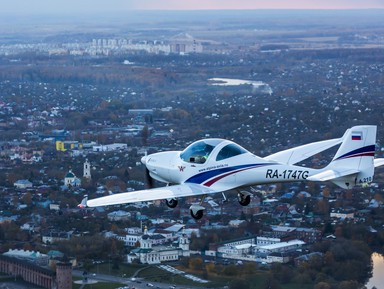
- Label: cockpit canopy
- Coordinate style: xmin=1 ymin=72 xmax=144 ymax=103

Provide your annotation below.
xmin=180 ymin=139 xmax=248 ymax=164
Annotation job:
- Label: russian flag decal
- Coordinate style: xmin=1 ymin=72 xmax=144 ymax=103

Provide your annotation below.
xmin=351 ymin=131 xmax=362 ymax=140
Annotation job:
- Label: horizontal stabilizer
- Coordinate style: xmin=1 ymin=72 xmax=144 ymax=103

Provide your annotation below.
xmin=374 ymin=158 xmax=384 ymax=168
xmin=307 ymin=168 xmax=359 ymax=182
xmin=265 ymin=137 xmax=342 ymax=165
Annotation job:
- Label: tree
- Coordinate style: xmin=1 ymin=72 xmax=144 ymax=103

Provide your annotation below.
xmin=322 ymin=187 xmax=331 ymax=198
xmin=263 ymin=274 xmax=282 ymax=289
xmin=21 ymin=192 xmax=32 ymax=206
xmin=222 ymin=265 xmax=238 ymax=276
xmin=229 ymin=278 xmax=250 ymax=289
xmin=189 ymin=257 xmax=203 ymax=271
xmin=205 ymin=262 xmax=215 ymax=275
xmin=141 ymin=125 xmax=149 ymax=146
xmin=314 ymin=282 xmax=332 ymax=289
xmin=324 ymin=251 xmax=335 ymax=266
xmin=124 ymin=168 xmax=130 ymax=181
xmin=338 ymin=280 xmax=361 ymax=289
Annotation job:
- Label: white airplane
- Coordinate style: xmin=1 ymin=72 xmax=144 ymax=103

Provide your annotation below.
xmin=80 ymin=125 xmax=384 ymax=219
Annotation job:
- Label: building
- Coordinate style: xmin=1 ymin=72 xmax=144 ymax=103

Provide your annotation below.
xmin=56 ymin=141 xmax=83 ymax=152
xmin=56 ymin=261 xmax=72 ymax=289
xmin=14 ymin=179 xmax=33 ymax=189
xmin=124 ymin=232 xmax=142 ymax=247
xmin=83 ymin=159 xmax=91 ymax=179
xmin=0 ymin=253 xmax=72 ymax=289
xmin=3 ymin=249 xmax=49 ymax=266
xmin=92 ymin=143 xmax=128 ymax=152
xmin=294 ymin=252 xmax=324 ymax=267
xmin=64 ymin=170 xmax=81 ymax=187
xmin=127 ymin=227 xmax=190 ymax=264
xmin=214 ymin=235 xmax=305 ymax=264
xmin=265 ymin=225 xmax=322 ymax=244
xmin=330 ymin=208 xmax=355 ymax=220
xmin=295 ymin=227 xmax=322 ymax=244
xmin=42 ymin=231 xmax=70 ymax=244
xmin=255 ymin=240 xmax=305 ymax=254
xmin=169 ymin=33 xmax=203 ymax=54
xmin=107 ymin=210 xmax=131 ymax=221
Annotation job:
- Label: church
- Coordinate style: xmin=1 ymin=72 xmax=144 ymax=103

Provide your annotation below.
xmin=127 ymin=227 xmax=190 ymax=264
xmin=63 ymin=159 xmax=91 ymax=188
xmin=63 ymin=170 xmax=81 ymax=187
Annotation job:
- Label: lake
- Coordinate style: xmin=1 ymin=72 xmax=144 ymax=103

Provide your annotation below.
xmin=366 ymin=253 xmax=384 ymax=289
xmin=208 ymin=77 xmax=273 ymax=95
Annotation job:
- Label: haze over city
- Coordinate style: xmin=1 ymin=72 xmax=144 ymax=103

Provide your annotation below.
xmin=1 ymin=0 xmax=384 ymax=15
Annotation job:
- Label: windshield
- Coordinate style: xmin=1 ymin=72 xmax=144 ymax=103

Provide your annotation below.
xmin=180 ymin=139 xmax=222 ymax=164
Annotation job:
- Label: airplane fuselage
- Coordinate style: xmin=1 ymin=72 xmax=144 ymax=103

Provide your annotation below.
xmin=143 ymin=143 xmax=319 ymax=193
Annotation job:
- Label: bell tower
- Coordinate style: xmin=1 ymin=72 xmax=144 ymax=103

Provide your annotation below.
xmin=179 ymin=227 xmax=190 ymax=256
xmin=83 ymin=159 xmax=91 ymax=179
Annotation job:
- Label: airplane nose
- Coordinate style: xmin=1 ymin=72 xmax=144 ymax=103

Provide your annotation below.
xmin=141 ymin=155 xmax=147 ymax=165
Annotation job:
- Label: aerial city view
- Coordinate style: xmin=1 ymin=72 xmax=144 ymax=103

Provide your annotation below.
xmin=0 ymin=1 xmax=384 ymax=289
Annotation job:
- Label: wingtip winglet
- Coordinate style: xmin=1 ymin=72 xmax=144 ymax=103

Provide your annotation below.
xmin=78 ymin=195 xmax=88 ymax=209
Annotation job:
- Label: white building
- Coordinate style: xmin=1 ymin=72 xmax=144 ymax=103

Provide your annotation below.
xmin=14 ymin=179 xmax=33 ymax=189
xmin=64 ymin=170 xmax=81 ymax=187
xmin=107 ymin=210 xmax=131 ymax=221
xmin=3 ymin=249 xmax=49 ymax=266
xmin=92 ymin=143 xmax=127 ymax=152
xmin=215 ymin=237 xmax=305 ymax=264
xmin=127 ymin=228 xmax=190 ymax=264
xmin=255 ymin=240 xmax=305 ymax=254
xmin=330 ymin=208 xmax=355 ymax=219
xmin=83 ymin=159 xmax=91 ymax=179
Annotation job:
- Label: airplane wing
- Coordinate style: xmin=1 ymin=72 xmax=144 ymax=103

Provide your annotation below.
xmin=374 ymin=158 xmax=384 ymax=168
xmin=264 ymin=137 xmax=342 ymax=165
xmin=84 ymin=183 xmax=217 ymax=207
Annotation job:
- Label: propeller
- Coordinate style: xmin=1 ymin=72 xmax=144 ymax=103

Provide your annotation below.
xmin=141 ymin=154 xmax=154 ymax=189
xmin=145 ymin=167 xmax=154 ymax=189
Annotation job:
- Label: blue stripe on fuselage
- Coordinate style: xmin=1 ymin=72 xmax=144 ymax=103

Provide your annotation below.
xmin=185 ymin=163 xmax=275 ymax=185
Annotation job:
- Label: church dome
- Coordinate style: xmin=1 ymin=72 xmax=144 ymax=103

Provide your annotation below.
xmin=65 ymin=171 xmax=75 ymax=178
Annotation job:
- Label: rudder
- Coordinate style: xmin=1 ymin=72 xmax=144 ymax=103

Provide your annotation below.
xmin=329 ymin=125 xmax=376 ymax=187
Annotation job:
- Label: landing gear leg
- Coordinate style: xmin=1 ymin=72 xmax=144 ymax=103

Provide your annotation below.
xmin=238 ymin=191 xmax=251 ymax=206
xmin=165 ymin=198 xmax=178 ymax=208
xmin=221 ymin=192 xmax=228 ymax=204
xmin=189 ymin=195 xmax=207 ymax=220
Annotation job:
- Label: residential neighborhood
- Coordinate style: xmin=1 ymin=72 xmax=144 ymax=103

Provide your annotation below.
xmin=0 ymin=8 xmax=384 ymax=289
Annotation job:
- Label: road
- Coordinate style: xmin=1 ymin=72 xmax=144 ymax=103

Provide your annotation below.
xmin=72 ymin=269 xmax=207 ymax=289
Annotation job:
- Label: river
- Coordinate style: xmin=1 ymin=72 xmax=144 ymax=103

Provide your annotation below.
xmin=366 ymin=253 xmax=384 ymax=289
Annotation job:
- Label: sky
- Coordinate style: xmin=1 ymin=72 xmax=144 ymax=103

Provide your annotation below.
xmin=1 ymin=0 xmax=384 ymax=15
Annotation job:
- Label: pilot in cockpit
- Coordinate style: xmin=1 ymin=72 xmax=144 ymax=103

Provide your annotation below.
xmin=181 ymin=140 xmax=216 ymax=164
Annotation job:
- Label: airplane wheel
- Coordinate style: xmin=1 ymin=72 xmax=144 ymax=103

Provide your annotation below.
xmin=190 ymin=209 xmax=204 ymax=220
xmin=166 ymin=198 xmax=178 ymax=208
xmin=238 ymin=194 xmax=251 ymax=206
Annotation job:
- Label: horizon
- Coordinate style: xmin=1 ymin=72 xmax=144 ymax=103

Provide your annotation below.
xmin=1 ymin=8 xmax=384 ymax=18
xmin=1 ymin=0 xmax=384 ymax=16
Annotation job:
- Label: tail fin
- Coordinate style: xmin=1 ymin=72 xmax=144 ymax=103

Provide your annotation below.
xmin=308 ymin=125 xmax=377 ymax=189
